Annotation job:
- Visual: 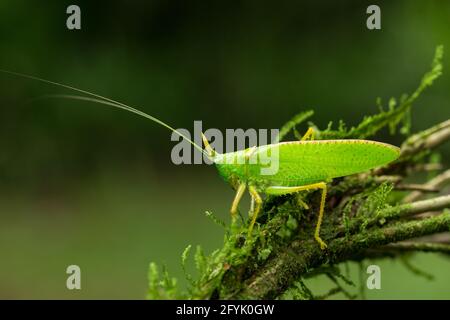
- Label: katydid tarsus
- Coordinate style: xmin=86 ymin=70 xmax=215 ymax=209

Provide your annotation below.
xmin=1 ymin=70 xmax=401 ymax=249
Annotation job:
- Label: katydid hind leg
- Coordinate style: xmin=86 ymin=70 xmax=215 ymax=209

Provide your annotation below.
xmin=265 ymin=182 xmax=328 ymax=249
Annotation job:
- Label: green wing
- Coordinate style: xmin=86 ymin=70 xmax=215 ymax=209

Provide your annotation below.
xmin=251 ymin=140 xmax=400 ymax=186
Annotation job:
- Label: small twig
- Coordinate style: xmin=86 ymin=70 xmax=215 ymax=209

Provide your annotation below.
xmin=326 ymin=273 xmax=357 ymax=299
xmin=374 ymin=120 xmax=450 ymax=176
xmin=340 ymin=195 xmax=450 ymax=236
xmin=403 ymin=169 xmax=450 ymax=203
xmin=383 ymin=195 xmax=450 ymax=219
xmin=381 ymin=242 xmax=450 ymax=254
xmin=374 ymin=175 xmax=402 ymax=183
xmin=358 ymin=262 xmax=366 ymax=300
xmin=400 ymin=256 xmax=434 ymax=280
xmin=416 ymin=233 xmax=450 ymax=243
xmin=410 ymin=211 xmax=443 ymax=220
xmin=395 ymin=184 xmax=439 ymax=192
xmin=315 ymin=287 xmax=343 ymax=300
xmin=407 ymin=163 xmax=443 ymax=173
xmin=400 ymin=119 xmax=450 ymax=157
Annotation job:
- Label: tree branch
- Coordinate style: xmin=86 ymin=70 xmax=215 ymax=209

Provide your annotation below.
xmin=231 ymin=213 xmax=450 ymax=299
xmin=339 ymin=195 xmax=450 ymax=236
xmin=403 ymin=169 xmax=450 ymax=203
xmin=378 ymin=242 xmax=450 ymax=254
xmin=400 ymin=119 xmax=450 ymax=157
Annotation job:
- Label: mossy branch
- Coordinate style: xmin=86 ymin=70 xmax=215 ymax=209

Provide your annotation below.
xmin=339 ymin=195 xmax=450 ymax=236
xmin=232 ymin=213 xmax=450 ymax=299
xmin=379 ymin=242 xmax=450 ymax=254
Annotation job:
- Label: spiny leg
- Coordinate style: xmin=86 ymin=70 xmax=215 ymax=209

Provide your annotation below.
xmin=247 ymin=185 xmax=262 ymax=237
xmin=266 ymin=182 xmax=328 ymax=249
xmin=314 ymin=183 xmax=327 ymax=249
xmin=301 ymin=127 xmax=315 ymax=141
xmin=230 ymin=183 xmax=246 ymax=222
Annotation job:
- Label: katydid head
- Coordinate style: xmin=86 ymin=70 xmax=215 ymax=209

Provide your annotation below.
xmin=211 ymin=148 xmax=250 ymax=190
xmin=201 ymin=133 xmax=241 ymax=189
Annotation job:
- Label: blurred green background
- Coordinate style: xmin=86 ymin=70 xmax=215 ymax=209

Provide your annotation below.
xmin=0 ymin=1 xmax=449 ymax=299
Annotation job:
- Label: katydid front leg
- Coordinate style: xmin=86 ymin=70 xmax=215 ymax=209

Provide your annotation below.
xmin=230 ymin=183 xmax=246 ymax=221
xmin=247 ymin=185 xmax=262 ymax=237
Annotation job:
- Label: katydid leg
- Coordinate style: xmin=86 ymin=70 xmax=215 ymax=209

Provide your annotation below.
xmin=265 ymin=182 xmax=328 ymax=249
xmin=301 ymin=127 xmax=315 ymax=141
xmin=230 ymin=183 xmax=246 ymax=221
xmin=247 ymin=185 xmax=262 ymax=236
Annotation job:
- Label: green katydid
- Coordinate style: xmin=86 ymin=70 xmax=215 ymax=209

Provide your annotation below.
xmin=1 ymin=70 xmax=400 ymax=249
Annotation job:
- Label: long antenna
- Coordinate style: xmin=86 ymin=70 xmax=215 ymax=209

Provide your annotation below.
xmin=0 ymin=69 xmax=209 ymax=157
